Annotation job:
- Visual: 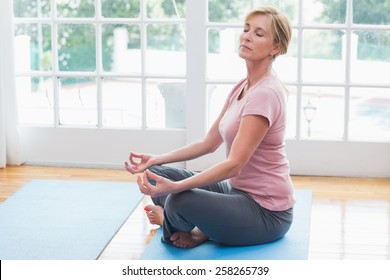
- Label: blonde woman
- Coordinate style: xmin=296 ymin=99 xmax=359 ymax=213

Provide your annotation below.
xmin=125 ymin=6 xmax=295 ymax=248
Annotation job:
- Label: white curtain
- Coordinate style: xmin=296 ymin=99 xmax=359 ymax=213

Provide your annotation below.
xmin=0 ymin=0 xmax=24 ymax=168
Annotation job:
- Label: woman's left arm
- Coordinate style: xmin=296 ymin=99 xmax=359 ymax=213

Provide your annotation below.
xmin=137 ymin=114 xmax=269 ymax=197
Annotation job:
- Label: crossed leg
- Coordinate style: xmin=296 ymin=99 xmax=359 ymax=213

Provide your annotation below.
xmin=143 ymin=165 xmax=293 ymax=248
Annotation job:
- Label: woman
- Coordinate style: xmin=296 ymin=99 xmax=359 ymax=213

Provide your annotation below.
xmin=125 ymin=6 xmax=295 ymax=248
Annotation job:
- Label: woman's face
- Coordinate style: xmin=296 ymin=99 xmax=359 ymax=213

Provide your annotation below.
xmin=238 ymin=14 xmax=279 ymax=62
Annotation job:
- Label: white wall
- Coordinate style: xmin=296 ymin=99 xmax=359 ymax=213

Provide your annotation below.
xmin=21 ymin=126 xmax=390 ymax=178
xmin=21 ymin=127 xmax=186 ymax=169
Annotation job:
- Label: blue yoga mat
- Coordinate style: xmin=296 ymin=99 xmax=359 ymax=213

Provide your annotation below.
xmin=0 ymin=180 xmax=143 ymax=260
xmin=141 ymin=190 xmax=312 ymax=260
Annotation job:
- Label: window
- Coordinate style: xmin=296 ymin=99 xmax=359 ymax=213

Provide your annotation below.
xmin=11 ymin=0 xmax=390 ymax=175
xmin=206 ymin=0 xmax=390 ymax=142
xmin=13 ymin=0 xmax=186 ymax=129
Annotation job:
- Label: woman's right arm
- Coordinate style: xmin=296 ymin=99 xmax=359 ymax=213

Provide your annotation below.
xmin=125 ymin=102 xmax=228 ymax=174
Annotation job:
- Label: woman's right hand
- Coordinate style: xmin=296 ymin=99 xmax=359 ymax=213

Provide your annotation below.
xmin=124 ymin=152 xmax=157 ymax=174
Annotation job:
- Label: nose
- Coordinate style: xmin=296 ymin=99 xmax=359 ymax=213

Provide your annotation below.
xmin=242 ymin=31 xmax=252 ymax=42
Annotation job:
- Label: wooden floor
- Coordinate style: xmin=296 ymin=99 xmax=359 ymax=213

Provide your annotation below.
xmin=1 ymin=165 xmax=390 ymax=260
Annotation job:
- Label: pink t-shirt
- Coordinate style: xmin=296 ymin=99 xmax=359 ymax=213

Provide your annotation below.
xmin=219 ymin=74 xmax=295 ymax=211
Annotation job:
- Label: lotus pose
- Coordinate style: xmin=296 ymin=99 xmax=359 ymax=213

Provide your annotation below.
xmin=125 ymin=6 xmax=295 ymax=248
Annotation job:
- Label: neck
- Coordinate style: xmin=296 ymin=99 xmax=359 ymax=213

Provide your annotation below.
xmin=245 ymin=61 xmax=272 ymax=88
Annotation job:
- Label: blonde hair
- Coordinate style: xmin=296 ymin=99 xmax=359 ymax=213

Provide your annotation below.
xmin=245 ymin=7 xmax=292 ymax=57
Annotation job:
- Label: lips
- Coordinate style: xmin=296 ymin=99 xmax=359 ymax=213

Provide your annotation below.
xmin=240 ymin=44 xmax=251 ymax=51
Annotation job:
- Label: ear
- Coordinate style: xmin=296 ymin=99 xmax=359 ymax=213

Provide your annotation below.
xmin=269 ymin=43 xmax=281 ymax=57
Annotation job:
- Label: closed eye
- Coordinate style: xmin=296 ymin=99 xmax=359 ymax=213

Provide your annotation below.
xmin=243 ymin=24 xmax=265 ymax=37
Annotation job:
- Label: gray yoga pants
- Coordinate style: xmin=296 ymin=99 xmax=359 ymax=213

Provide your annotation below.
xmin=148 ymin=165 xmax=293 ymax=246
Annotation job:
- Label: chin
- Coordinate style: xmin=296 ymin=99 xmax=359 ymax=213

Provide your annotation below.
xmin=239 ymin=54 xmax=254 ymax=62
xmin=238 ymin=51 xmax=249 ymax=60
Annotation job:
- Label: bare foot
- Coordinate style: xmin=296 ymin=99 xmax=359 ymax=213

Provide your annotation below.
xmin=169 ymin=227 xmax=208 ymax=248
xmin=144 ymin=205 xmax=164 ymax=226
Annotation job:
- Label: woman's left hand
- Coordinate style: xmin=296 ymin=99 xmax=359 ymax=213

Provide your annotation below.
xmin=137 ymin=169 xmax=179 ymax=197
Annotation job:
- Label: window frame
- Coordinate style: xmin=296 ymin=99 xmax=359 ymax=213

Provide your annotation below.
xmin=187 ymin=0 xmax=390 ymax=176
xmin=13 ymin=0 xmax=187 ymax=129
xmin=11 ymin=0 xmax=390 ymax=177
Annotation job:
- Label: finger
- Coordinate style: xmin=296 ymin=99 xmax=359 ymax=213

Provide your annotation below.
xmin=145 ymin=169 xmax=160 ymax=182
xmin=129 ymin=151 xmax=142 ymax=161
xmin=143 ymin=171 xmax=159 ymax=197
xmin=143 ymin=171 xmax=152 ymax=187
xmin=136 ymin=175 xmax=143 ymax=189
xmin=137 ymin=175 xmax=148 ymax=195
xmin=124 ymin=162 xmax=136 ymax=174
xmin=130 ymin=151 xmax=141 ymax=157
xmin=129 ymin=151 xmax=140 ymax=158
xmin=129 ymin=156 xmax=139 ymax=166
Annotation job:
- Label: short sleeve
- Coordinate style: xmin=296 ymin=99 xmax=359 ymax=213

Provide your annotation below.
xmin=242 ymin=87 xmax=281 ymax=127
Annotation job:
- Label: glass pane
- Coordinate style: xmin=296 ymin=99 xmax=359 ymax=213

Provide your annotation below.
xmin=146 ymin=79 xmax=186 ymax=128
xmin=102 ymin=78 xmax=142 ymax=128
xmin=302 ymin=0 xmax=346 ymax=24
xmin=59 ymin=77 xmax=97 ymax=126
xmin=102 ymin=25 xmax=141 ymax=73
xmin=353 ymin=0 xmax=390 ymax=25
xmin=286 ymin=86 xmax=297 ymax=139
xmin=302 ymin=29 xmax=345 ymax=83
xmin=57 ymin=0 xmax=95 ymax=18
xmin=350 ymin=31 xmax=390 ymax=84
xmin=208 ymin=0 xmax=250 ymax=23
xmin=58 ymin=24 xmax=96 ymax=71
xmin=301 ymin=86 xmax=344 ymax=139
xmin=146 ymin=24 xmax=186 ymax=75
xmin=349 ymin=87 xmax=390 ymax=142
xmin=13 ymin=0 xmax=51 ymax=17
xmin=16 ymin=77 xmax=54 ymax=125
xmin=14 ymin=24 xmax=52 ymax=71
xmin=102 ymin=0 xmax=140 ymax=18
xmin=273 ymin=29 xmax=298 ymax=83
xmin=147 ymin=0 xmax=186 ymax=18
xmin=207 ymin=28 xmax=245 ymax=80
xmin=253 ymin=0 xmax=298 ymax=25
xmin=207 ymin=84 xmax=231 ymax=130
